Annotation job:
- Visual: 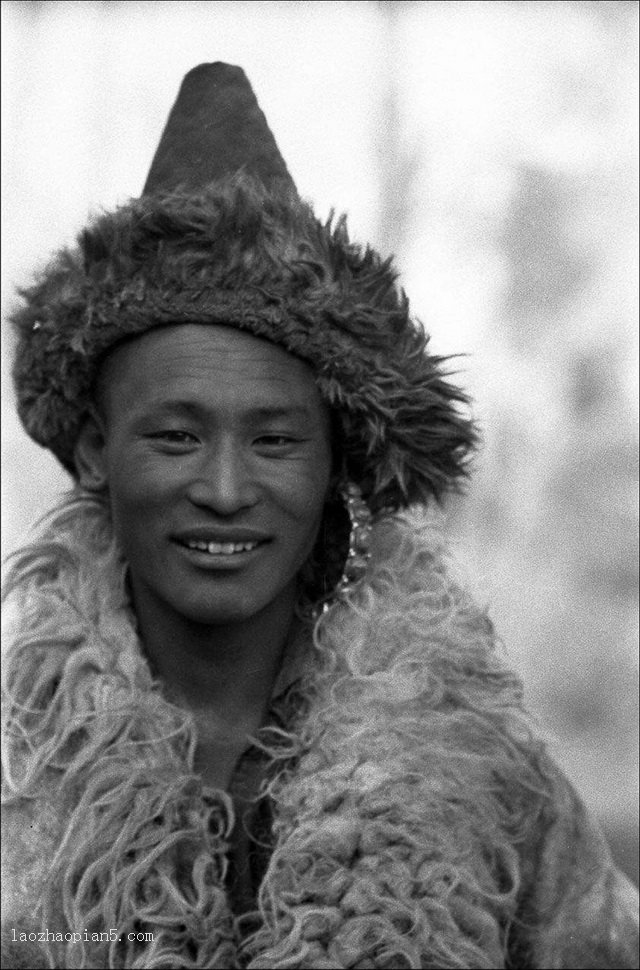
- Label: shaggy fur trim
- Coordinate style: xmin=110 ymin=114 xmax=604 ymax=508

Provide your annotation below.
xmin=2 ymin=493 xmax=557 ymax=969
xmin=10 ymin=176 xmax=476 ymax=510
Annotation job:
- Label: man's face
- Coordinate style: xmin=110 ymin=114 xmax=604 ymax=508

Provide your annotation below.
xmin=91 ymin=324 xmax=333 ymax=626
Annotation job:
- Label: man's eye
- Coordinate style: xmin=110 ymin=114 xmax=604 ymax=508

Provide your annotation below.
xmin=254 ymin=435 xmax=297 ymax=447
xmin=148 ymin=430 xmax=196 ymax=444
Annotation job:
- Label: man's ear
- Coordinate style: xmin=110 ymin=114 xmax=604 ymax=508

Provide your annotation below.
xmin=74 ymin=409 xmax=109 ymax=493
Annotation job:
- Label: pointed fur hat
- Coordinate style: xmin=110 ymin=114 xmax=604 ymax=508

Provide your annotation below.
xmin=11 ymin=63 xmax=476 ymax=511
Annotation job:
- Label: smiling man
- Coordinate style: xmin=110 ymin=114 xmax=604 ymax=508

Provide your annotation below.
xmin=2 ymin=64 xmax=638 ymax=970
xmin=78 ymin=324 xmax=333 ymax=791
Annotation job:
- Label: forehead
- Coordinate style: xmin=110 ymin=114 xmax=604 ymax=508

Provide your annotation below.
xmin=97 ymin=324 xmax=325 ymax=416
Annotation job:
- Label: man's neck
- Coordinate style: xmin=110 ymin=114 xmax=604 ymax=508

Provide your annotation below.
xmin=130 ymin=579 xmax=297 ymax=729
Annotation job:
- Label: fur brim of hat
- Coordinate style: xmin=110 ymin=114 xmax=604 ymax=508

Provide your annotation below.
xmin=11 ymin=176 xmax=476 ymax=510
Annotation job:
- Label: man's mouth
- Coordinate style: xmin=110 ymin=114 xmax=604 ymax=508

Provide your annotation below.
xmin=184 ymin=539 xmax=261 ymax=556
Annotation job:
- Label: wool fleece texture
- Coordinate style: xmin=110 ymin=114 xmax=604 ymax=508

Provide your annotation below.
xmin=2 ymin=494 xmax=637 ymax=970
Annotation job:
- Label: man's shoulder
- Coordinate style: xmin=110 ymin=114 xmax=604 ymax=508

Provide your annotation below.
xmin=515 ymin=758 xmax=639 ymax=968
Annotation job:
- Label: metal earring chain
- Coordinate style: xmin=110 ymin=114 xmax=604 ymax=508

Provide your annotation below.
xmin=335 ymin=481 xmax=373 ymax=598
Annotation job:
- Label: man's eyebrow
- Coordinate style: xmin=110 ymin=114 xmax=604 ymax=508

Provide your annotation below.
xmin=243 ymin=405 xmax=314 ymax=420
xmin=138 ymin=401 xmax=315 ymax=420
xmin=140 ymin=400 xmax=202 ymax=416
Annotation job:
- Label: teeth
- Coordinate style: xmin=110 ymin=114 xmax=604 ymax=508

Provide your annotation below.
xmin=186 ymin=540 xmax=259 ymax=555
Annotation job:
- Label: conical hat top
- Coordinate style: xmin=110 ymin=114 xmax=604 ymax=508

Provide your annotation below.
xmin=143 ymin=62 xmax=296 ymax=196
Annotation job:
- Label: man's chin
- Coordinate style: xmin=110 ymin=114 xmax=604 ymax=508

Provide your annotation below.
xmin=157 ymin=571 xmax=300 ymax=628
xmin=174 ymin=581 xmax=292 ymax=627
xmin=179 ymin=598 xmax=261 ymax=627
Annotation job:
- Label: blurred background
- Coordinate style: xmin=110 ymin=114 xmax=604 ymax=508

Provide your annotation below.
xmin=2 ymin=0 xmax=638 ymax=883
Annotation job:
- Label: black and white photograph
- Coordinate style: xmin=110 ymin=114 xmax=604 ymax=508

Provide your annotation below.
xmin=2 ymin=2 xmax=638 ymax=967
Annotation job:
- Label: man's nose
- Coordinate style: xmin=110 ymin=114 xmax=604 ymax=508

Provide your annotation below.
xmin=185 ymin=440 xmax=258 ymax=514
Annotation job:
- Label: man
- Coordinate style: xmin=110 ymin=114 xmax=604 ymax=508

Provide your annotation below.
xmin=2 ymin=63 xmax=638 ymax=969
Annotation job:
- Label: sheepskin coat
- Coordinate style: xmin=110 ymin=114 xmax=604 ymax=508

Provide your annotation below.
xmin=2 ymin=495 xmax=638 ymax=970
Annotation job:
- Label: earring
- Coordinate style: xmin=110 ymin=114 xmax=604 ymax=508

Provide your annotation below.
xmin=334 ymin=482 xmax=373 ymax=598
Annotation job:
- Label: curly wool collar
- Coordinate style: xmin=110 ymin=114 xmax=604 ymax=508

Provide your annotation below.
xmin=2 ymin=495 xmax=553 ymax=969
xmin=10 ymin=177 xmax=475 ymax=510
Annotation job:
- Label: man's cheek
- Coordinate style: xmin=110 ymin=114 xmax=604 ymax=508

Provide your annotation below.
xmin=109 ymin=467 xmax=169 ymax=505
xmin=277 ymin=474 xmax=329 ymax=518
